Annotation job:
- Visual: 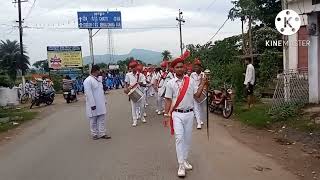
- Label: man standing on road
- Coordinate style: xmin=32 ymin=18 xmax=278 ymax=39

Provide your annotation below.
xmin=244 ymin=58 xmax=255 ymax=109
xmin=164 ymin=51 xmax=208 ymax=178
xmin=83 ymin=65 xmax=111 ymax=140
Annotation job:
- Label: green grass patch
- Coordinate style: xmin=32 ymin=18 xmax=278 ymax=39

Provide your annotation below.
xmin=234 ymin=103 xmax=272 ymax=128
xmin=0 ymin=108 xmax=38 ymax=133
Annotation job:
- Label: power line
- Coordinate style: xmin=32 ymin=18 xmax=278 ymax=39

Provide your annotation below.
xmin=24 ymin=0 xmax=36 ymax=20
xmin=207 ymin=16 xmax=229 ymax=43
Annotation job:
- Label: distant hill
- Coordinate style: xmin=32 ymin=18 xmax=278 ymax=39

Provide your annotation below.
xmin=83 ymin=49 xmax=162 ymax=65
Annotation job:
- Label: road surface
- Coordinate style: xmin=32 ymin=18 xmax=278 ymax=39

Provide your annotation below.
xmin=0 ymin=90 xmax=299 ymax=180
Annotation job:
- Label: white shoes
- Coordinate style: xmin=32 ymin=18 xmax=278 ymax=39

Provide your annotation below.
xmin=132 ymin=123 xmax=137 ymax=127
xmin=143 ymin=113 xmax=147 ymax=117
xmin=156 ymin=109 xmax=159 ymax=113
xmin=146 ymin=103 xmax=149 ymax=106
xmin=197 ymin=124 xmax=202 ymax=129
xmin=178 ymin=164 xmax=186 ymax=177
xmin=157 ymin=111 xmax=162 ymax=115
xmin=200 ymin=121 xmax=204 ymax=125
xmin=142 ymin=118 xmax=147 ymax=123
xmin=184 ymin=161 xmax=193 ymax=170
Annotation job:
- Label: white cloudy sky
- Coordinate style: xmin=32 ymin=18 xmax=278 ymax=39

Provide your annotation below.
xmin=0 ymin=0 xmax=242 ymax=64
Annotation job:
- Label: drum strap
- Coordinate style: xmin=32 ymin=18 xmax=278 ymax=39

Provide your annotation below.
xmin=168 ymin=76 xmax=190 ymax=135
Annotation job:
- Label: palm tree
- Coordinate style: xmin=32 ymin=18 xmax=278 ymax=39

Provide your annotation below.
xmin=161 ymin=50 xmax=172 ymax=60
xmin=0 ymin=40 xmax=30 ymax=81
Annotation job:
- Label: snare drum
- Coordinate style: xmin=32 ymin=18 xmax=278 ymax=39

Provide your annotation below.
xmin=128 ymin=87 xmax=144 ymax=102
xmin=195 ymin=91 xmax=207 ymax=104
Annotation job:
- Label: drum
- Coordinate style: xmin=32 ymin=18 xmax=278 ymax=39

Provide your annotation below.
xmin=128 ymin=87 xmax=144 ymax=102
xmin=195 ymin=91 xmax=207 ymax=104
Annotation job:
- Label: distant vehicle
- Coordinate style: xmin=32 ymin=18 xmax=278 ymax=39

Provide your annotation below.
xmin=30 ymin=90 xmax=55 ymax=109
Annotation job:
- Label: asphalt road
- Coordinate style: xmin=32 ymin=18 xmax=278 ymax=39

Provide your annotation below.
xmin=0 ymin=90 xmax=299 ymax=180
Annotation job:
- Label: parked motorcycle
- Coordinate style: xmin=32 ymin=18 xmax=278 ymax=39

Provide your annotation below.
xmin=63 ymin=89 xmax=77 ymax=103
xmin=208 ymin=84 xmax=233 ymax=118
xmin=30 ymin=90 xmax=55 ymax=109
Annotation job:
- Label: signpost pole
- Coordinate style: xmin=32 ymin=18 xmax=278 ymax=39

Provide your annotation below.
xmin=88 ymin=29 xmax=94 ymax=72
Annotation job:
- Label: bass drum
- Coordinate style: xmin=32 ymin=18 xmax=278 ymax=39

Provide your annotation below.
xmin=128 ymin=87 xmax=144 ymax=103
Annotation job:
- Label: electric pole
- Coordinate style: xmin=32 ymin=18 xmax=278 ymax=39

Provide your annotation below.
xmin=13 ymin=0 xmax=28 ymax=93
xmin=176 ymin=9 xmax=185 ymax=56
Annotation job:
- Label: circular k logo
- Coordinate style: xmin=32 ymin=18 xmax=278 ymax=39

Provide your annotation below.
xmin=275 ymin=9 xmax=301 ymax=36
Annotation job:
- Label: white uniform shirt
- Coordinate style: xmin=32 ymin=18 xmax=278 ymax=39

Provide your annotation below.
xmin=83 ymin=76 xmax=107 ymax=118
xmin=244 ymin=64 xmax=255 ymax=85
xmin=165 ymin=76 xmax=198 ymax=110
xmin=156 ymin=71 xmax=174 ymax=95
xmin=125 ymin=72 xmax=146 ymax=90
xmin=190 ymin=72 xmax=205 ymax=87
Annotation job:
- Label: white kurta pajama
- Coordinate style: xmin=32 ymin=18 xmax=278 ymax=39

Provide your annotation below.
xmin=125 ymin=72 xmax=146 ymax=124
xmin=190 ymin=72 xmax=207 ymax=125
xmin=83 ymin=76 xmax=108 ymax=137
xmin=165 ymin=77 xmax=198 ymax=165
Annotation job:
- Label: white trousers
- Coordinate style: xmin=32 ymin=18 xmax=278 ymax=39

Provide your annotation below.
xmin=130 ymin=98 xmax=145 ymax=123
xmin=156 ymin=94 xmax=164 ymax=111
xmin=172 ymin=111 xmax=194 ymax=164
xmin=89 ymin=114 xmax=106 ymax=137
xmin=194 ymin=100 xmax=207 ymax=124
xmin=144 ymin=88 xmax=148 ymax=105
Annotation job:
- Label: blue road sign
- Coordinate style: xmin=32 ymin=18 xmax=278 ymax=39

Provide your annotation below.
xmin=77 ymin=11 xmax=122 ymax=29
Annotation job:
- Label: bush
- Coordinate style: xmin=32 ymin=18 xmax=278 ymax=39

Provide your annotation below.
xmin=51 ymin=74 xmax=63 ymax=93
xmin=269 ymin=103 xmax=303 ymax=122
xmin=0 ymin=75 xmax=12 ymax=87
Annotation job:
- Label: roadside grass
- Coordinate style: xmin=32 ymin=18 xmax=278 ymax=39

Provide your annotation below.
xmin=0 ymin=108 xmax=38 ymax=133
xmin=234 ymin=103 xmax=272 ymax=128
xmin=234 ymin=102 xmax=320 ymax=132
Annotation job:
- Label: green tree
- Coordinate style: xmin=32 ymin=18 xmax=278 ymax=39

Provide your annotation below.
xmin=0 ymin=40 xmax=30 ymax=81
xmin=161 ymin=50 xmax=172 ymax=60
xmin=33 ymin=60 xmax=49 ymax=72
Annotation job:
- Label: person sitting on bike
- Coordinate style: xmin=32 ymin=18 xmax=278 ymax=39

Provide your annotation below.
xmin=63 ymin=75 xmax=76 ymax=98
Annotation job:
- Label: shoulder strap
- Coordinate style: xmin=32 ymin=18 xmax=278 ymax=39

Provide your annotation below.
xmin=169 ymin=76 xmax=190 ymax=135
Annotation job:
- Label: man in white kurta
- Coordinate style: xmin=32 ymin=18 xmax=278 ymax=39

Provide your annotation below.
xmin=190 ymin=59 xmax=207 ymax=129
xmin=83 ymin=65 xmax=110 ymax=140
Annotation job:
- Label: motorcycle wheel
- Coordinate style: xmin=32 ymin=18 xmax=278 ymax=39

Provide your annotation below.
xmin=30 ymin=100 xmax=36 ymax=109
xmin=66 ymin=99 xmax=70 ymax=103
xmin=46 ymin=99 xmax=53 ymax=105
xmin=222 ymin=101 xmax=233 ymax=119
xmin=20 ymin=94 xmax=29 ymax=104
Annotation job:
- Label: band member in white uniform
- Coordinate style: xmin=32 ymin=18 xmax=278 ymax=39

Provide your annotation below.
xmin=190 ymin=58 xmax=207 ymax=129
xmin=164 ymin=52 xmax=208 ymax=177
xmin=83 ymin=65 xmax=111 ymax=140
xmin=124 ymin=60 xmax=147 ymax=127
xmin=155 ymin=61 xmax=174 ymax=115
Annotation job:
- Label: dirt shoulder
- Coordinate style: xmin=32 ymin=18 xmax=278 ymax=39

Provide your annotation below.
xmin=217 ymin=117 xmax=320 ymax=180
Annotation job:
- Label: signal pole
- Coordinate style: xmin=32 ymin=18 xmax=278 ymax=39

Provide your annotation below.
xmin=176 ymin=9 xmax=185 ymax=56
xmin=13 ymin=0 xmax=28 ymax=93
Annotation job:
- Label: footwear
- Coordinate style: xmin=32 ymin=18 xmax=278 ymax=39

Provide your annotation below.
xmin=157 ymin=111 xmax=162 ymax=115
xmin=146 ymin=103 xmax=149 ymax=106
xmin=156 ymin=109 xmax=159 ymax=113
xmin=200 ymin=121 xmax=204 ymax=125
xmin=142 ymin=118 xmax=147 ymax=123
xmin=184 ymin=161 xmax=193 ymax=170
xmin=132 ymin=121 xmax=137 ymax=127
xmin=100 ymin=135 xmax=111 ymax=139
xmin=143 ymin=113 xmax=147 ymax=117
xmin=92 ymin=135 xmax=99 ymax=140
xmin=197 ymin=124 xmax=202 ymax=129
xmin=177 ymin=164 xmax=186 ymax=177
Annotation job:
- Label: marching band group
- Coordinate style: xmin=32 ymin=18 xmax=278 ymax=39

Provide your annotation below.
xmin=83 ymin=51 xmax=209 ymax=178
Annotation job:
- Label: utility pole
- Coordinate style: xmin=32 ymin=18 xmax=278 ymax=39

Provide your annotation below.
xmin=248 ymin=15 xmax=254 ymax=63
xmin=13 ymin=0 xmax=28 ymax=93
xmin=241 ymin=16 xmax=247 ymax=55
xmin=176 ymin=9 xmax=185 ymax=56
xmin=88 ymin=29 xmax=94 ymax=72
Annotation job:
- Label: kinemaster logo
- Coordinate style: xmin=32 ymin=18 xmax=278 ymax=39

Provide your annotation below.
xmin=265 ymin=9 xmax=310 ymax=47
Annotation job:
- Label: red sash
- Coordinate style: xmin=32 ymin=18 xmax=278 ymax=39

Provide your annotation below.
xmin=158 ymin=72 xmax=168 ymax=88
xmin=169 ymin=76 xmax=190 ymax=135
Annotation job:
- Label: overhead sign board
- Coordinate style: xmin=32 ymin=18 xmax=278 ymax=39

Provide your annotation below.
xmin=47 ymin=46 xmax=83 ymax=69
xmin=109 ymin=65 xmax=120 ymax=70
xmin=77 ymin=11 xmax=122 ymax=29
